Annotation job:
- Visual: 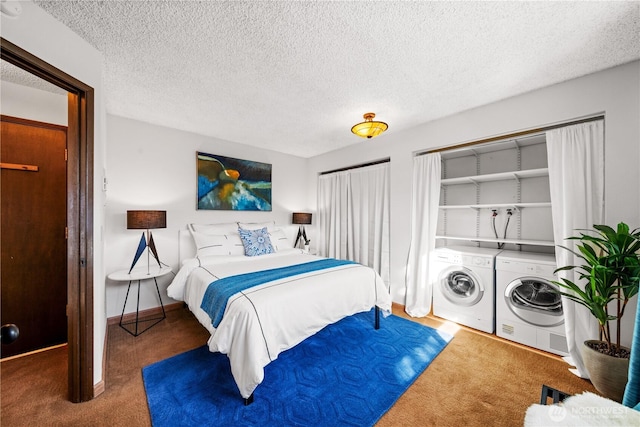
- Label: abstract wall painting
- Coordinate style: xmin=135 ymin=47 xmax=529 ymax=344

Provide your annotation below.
xmin=196 ymin=152 xmax=272 ymax=211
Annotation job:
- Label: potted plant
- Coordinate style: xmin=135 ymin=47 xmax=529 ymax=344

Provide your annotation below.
xmin=553 ymin=222 xmax=640 ymax=402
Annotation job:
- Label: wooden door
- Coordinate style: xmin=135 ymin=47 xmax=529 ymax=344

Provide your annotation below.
xmin=1 ymin=116 xmax=68 ymax=358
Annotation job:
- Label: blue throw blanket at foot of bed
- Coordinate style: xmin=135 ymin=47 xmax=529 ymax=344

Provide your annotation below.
xmin=201 ymin=258 xmax=357 ymax=327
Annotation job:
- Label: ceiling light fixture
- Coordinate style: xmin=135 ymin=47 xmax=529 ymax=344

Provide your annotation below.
xmin=351 ymin=112 xmax=388 ymax=139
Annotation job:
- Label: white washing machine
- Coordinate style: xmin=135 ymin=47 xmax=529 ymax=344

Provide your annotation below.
xmin=495 ymin=250 xmax=568 ymax=356
xmin=431 ymin=245 xmax=501 ymax=334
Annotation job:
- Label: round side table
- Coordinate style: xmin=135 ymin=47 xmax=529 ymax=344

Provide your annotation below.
xmin=108 ymin=266 xmax=172 ymax=336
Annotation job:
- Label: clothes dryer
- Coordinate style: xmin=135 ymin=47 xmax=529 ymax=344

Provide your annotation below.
xmin=430 ymin=246 xmax=501 ymax=333
xmin=495 ymin=250 xmax=568 ymax=356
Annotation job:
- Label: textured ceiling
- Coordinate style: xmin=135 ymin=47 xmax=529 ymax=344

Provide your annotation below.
xmin=26 ymin=1 xmax=640 ymax=158
xmin=1 ymin=60 xmax=67 ymax=95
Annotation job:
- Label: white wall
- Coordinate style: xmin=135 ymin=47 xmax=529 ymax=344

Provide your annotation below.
xmin=0 ymin=80 xmax=67 ymax=125
xmin=104 ymin=115 xmax=309 ymax=317
xmin=1 ymin=1 xmax=107 ymax=387
xmin=307 ymin=61 xmax=640 ymax=346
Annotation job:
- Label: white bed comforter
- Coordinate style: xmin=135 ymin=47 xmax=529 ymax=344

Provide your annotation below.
xmin=167 ymin=250 xmax=392 ymax=399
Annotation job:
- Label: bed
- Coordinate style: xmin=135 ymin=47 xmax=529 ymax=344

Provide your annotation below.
xmin=167 ymin=222 xmax=392 ymax=404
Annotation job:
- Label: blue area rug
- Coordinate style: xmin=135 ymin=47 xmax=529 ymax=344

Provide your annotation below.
xmin=142 ymin=310 xmax=453 ymax=426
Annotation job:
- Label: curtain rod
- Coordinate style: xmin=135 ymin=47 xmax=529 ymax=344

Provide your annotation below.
xmin=320 ymin=158 xmax=390 ymax=175
xmin=417 ymin=114 xmax=604 ymax=156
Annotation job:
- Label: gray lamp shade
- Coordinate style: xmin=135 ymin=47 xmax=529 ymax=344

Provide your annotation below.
xmin=127 ymin=210 xmax=167 ymax=229
xmin=292 ymin=212 xmax=312 ymax=225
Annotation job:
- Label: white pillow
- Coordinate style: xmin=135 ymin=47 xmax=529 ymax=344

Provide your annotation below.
xmin=187 ymin=224 xmax=244 ymax=256
xmin=269 ymin=228 xmax=294 ymax=251
xmin=190 ymin=222 xmax=239 ymax=234
xmin=237 ymin=221 xmax=276 ymax=232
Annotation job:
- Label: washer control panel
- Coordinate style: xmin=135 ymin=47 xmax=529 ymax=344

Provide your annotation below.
xmin=462 ymin=255 xmax=493 ymax=267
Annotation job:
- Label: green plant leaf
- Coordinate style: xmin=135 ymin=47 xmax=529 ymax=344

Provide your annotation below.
xmin=555 ymin=222 xmax=640 ymax=349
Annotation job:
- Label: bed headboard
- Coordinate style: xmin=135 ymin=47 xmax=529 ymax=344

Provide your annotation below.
xmin=178 ymin=221 xmax=291 ymax=265
xmin=178 ymin=229 xmax=197 ymax=265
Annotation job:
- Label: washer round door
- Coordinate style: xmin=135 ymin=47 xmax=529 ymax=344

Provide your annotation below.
xmin=504 ymin=277 xmax=564 ymax=327
xmin=439 ymin=265 xmax=484 ymax=307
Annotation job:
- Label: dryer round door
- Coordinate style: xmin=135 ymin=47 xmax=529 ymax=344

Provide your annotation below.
xmin=438 ymin=265 xmax=484 ymax=307
xmin=504 ymin=277 xmax=564 ymax=327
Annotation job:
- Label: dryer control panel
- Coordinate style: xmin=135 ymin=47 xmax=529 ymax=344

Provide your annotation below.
xmin=495 ymin=259 xmax=556 ymax=277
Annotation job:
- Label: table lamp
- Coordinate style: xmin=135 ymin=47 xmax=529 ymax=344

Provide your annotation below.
xmin=292 ymin=212 xmax=312 ymax=248
xmin=127 ymin=210 xmax=166 ymax=274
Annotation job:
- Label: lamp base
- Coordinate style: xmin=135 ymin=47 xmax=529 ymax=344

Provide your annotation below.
xmin=129 ymin=231 xmax=162 ymax=274
xmin=294 ymin=225 xmax=308 ymax=249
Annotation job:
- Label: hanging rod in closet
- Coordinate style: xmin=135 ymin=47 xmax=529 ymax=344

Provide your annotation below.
xmin=417 ymin=114 xmax=604 ymax=156
xmin=320 ymin=157 xmax=390 ymax=175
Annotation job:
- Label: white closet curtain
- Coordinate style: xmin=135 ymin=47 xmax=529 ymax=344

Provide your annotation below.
xmin=317 ymin=163 xmax=390 ymax=284
xmin=405 ymin=153 xmax=441 ymax=317
xmin=318 ymin=171 xmax=349 ymax=258
xmin=546 ymin=120 xmax=604 ymax=378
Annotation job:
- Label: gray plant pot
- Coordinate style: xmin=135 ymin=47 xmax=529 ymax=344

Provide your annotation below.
xmin=582 ymin=339 xmax=630 ymax=402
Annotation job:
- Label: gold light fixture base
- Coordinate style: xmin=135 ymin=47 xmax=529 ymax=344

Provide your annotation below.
xmin=351 ymin=112 xmax=388 ymax=139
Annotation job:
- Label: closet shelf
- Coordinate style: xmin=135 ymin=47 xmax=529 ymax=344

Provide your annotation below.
xmin=440 ymin=168 xmax=548 ymax=186
xmin=438 ymin=202 xmax=552 ymax=211
xmin=435 ymin=235 xmax=555 ymax=247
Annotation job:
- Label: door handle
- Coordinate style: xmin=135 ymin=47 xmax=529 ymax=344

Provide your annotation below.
xmin=1 ymin=324 xmax=19 ymax=345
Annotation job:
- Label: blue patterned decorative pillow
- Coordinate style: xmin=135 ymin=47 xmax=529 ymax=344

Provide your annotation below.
xmin=238 ymin=226 xmax=275 ymax=256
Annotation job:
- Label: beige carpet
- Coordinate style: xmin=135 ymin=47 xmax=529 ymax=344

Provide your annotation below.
xmin=1 ymin=305 xmax=596 ymax=426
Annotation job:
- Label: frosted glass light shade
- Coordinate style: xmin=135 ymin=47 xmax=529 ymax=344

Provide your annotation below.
xmin=351 ymin=112 xmax=388 ymax=139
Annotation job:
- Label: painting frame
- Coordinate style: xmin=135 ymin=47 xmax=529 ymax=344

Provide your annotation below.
xmin=196 ymin=152 xmax=272 ymax=211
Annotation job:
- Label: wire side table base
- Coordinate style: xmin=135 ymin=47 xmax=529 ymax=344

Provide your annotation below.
xmin=119 ymin=276 xmax=166 ymax=337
